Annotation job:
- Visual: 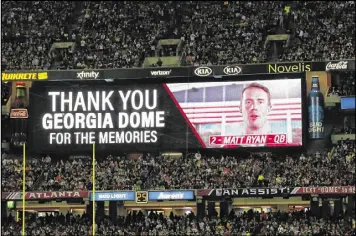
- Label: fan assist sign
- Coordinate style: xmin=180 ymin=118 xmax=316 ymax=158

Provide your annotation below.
xmin=41 ymin=90 xmax=165 ymax=145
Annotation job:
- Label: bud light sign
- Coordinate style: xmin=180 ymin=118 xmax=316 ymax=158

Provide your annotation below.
xmin=308 ymin=76 xmax=325 ymax=139
xmin=90 ymin=191 xmax=135 ymax=201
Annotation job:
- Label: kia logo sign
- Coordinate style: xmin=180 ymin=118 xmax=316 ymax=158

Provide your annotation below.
xmin=223 ymin=66 xmax=242 ymax=75
xmin=194 ymin=67 xmax=212 ymax=77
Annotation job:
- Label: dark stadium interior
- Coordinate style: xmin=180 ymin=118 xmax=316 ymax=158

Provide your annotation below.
xmin=1 ymin=1 xmax=355 ymax=236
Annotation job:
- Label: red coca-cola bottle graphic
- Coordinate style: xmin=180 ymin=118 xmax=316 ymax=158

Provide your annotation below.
xmin=10 ymin=82 xmax=28 ymax=147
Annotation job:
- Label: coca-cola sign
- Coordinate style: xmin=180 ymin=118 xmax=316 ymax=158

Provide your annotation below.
xmin=10 ymin=109 xmax=28 ymax=118
xmin=325 ymin=61 xmax=348 ymax=71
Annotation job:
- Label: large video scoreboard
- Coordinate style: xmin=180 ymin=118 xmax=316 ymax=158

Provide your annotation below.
xmin=27 ymin=73 xmax=306 ymax=153
xmin=3 ymin=59 xmax=354 ymax=153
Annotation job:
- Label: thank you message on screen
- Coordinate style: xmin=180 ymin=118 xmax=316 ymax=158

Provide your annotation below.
xmin=42 ymin=89 xmax=165 ymax=145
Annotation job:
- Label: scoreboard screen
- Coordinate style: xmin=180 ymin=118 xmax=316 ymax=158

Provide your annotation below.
xmin=28 ymin=75 xmax=304 ymax=153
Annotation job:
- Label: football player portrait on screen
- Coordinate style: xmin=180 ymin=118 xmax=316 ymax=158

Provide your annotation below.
xmin=241 ymin=82 xmax=272 ymax=135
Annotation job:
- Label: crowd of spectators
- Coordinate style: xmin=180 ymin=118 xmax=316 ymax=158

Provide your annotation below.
xmin=1 ymin=156 xmax=52 ymax=192
xmin=1 ymin=1 xmax=355 ymax=70
xmin=1 ymin=1 xmax=76 ymax=71
xmin=1 ymin=82 xmax=11 ymax=105
xmin=180 ymin=1 xmax=280 ymax=65
xmin=2 ymin=210 xmax=355 ymax=236
xmin=2 ymin=140 xmax=355 ymax=192
xmin=69 ymin=1 xmax=175 ymax=69
xmin=328 ymin=71 xmax=355 ymax=97
xmin=279 ymin=1 xmax=355 ymax=62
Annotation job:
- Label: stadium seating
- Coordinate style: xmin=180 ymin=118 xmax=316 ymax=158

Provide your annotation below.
xmin=1 ymin=2 xmax=355 ymax=235
xmin=2 ymin=142 xmax=355 ymax=192
xmin=328 ymin=71 xmax=355 ymax=97
xmin=1 ymin=82 xmax=10 ymax=105
xmin=2 ymin=210 xmax=355 ymax=235
xmin=1 ymin=1 xmax=355 ymax=70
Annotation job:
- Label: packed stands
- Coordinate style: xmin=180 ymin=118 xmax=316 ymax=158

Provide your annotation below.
xmin=1 ymin=1 xmax=76 ymax=71
xmin=1 ymin=157 xmax=52 ymax=192
xmin=2 ymin=141 xmax=355 ymax=192
xmin=1 ymin=1 xmax=355 ymax=70
xmin=328 ymin=71 xmax=356 ymax=97
xmin=1 ymin=82 xmax=11 ymax=105
xmin=279 ymin=1 xmax=355 ymax=62
xmin=1 ymin=1 xmax=355 ymax=235
xmin=2 ymin=210 xmax=355 ymax=236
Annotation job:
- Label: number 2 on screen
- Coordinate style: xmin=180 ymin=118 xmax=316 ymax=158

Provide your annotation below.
xmin=210 ymin=137 xmax=216 ymax=144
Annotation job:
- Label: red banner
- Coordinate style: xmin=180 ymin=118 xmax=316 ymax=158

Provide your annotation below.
xmin=26 ymin=191 xmax=88 ymax=199
xmin=209 ymin=134 xmax=288 ymax=146
xmin=291 ymin=186 xmax=355 ymax=195
xmin=2 ymin=186 xmax=355 ymax=201
xmin=2 ymin=192 xmax=22 ymax=200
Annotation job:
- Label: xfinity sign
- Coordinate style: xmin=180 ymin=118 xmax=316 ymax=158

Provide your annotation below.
xmin=150 ymin=70 xmax=172 ymax=76
xmin=77 ymin=71 xmax=99 ymax=80
xmin=223 ymin=66 xmax=242 ymax=75
xmin=148 ymin=191 xmax=194 ymax=200
xmin=194 ymin=67 xmax=212 ymax=77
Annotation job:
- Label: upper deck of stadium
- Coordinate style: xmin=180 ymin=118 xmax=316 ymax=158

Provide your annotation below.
xmin=1 ymin=1 xmax=355 ymax=71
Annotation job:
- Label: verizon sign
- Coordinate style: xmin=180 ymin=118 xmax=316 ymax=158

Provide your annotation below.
xmin=325 ymin=61 xmax=348 ymax=71
xmin=10 ymin=109 xmax=28 ymax=118
xmin=150 ymin=70 xmax=172 ymax=76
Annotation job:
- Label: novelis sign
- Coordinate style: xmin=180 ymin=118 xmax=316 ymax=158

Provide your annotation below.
xmin=268 ymin=63 xmax=311 ymax=73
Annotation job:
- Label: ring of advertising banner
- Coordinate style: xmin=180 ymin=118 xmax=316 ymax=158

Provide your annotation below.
xmin=2 ymin=186 xmax=354 ymax=200
xmin=28 ymin=75 xmax=304 ymax=152
xmin=197 ymin=186 xmax=355 ymax=198
xmin=1 ymin=60 xmax=354 ymax=82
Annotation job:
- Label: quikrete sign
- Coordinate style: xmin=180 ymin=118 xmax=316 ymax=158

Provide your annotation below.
xmin=1 ymin=72 xmax=48 ymax=81
xmin=267 ymin=63 xmax=311 ymax=73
